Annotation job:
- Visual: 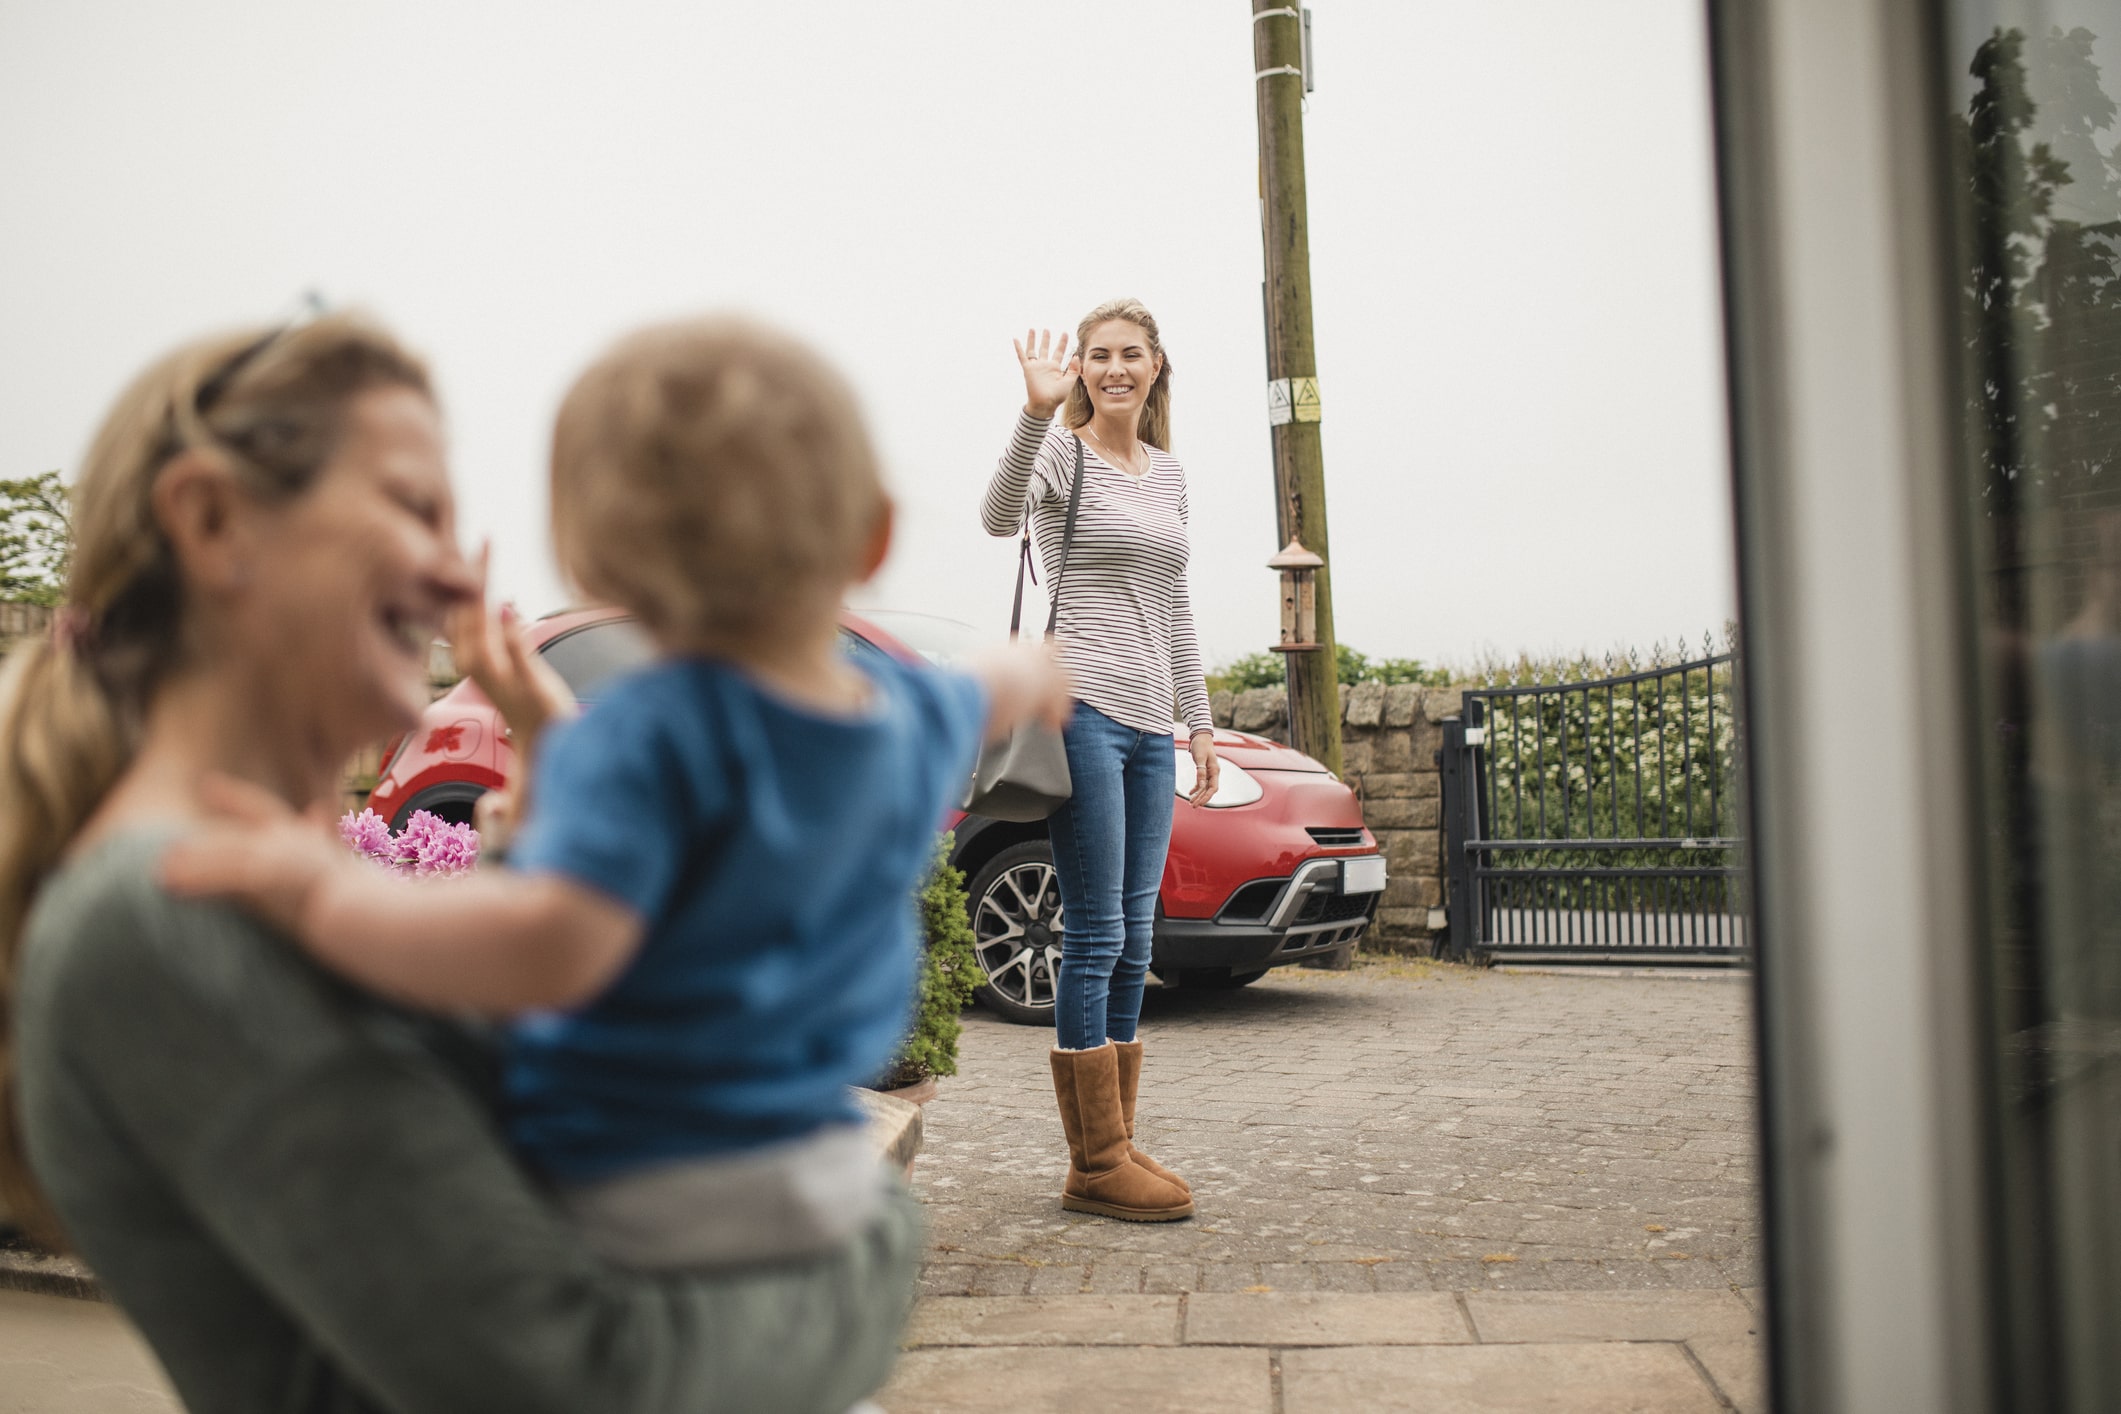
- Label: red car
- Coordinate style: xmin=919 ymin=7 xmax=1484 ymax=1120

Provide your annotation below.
xmin=367 ymin=607 xmax=1385 ymax=1025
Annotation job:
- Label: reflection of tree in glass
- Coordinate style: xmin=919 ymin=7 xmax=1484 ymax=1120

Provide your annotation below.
xmin=1951 ymin=32 xmax=2121 ymax=1404
xmin=2026 ymin=28 xmax=2121 ymax=228
xmin=1956 ymin=27 xmax=2120 ymax=527
xmin=1952 ymin=27 xmax=2121 ymax=1042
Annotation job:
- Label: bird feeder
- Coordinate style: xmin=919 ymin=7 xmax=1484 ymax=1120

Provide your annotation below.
xmin=1267 ymin=539 xmax=1325 ymax=652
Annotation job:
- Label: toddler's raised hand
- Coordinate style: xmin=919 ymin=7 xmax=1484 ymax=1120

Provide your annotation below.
xmin=473 ymin=786 xmax=521 ymax=858
xmin=973 ymin=640 xmax=1074 ymax=743
xmin=447 ymin=543 xmax=578 ymax=751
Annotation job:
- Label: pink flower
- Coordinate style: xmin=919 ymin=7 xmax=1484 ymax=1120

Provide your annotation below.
xmin=414 ymin=820 xmax=480 ymax=877
xmin=340 ymin=806 xmax=479 ymax=877
xmin=338 ymin=808 xmax=394 ymax=864
xmin=393 ymin=810 xmax=445 ymax=870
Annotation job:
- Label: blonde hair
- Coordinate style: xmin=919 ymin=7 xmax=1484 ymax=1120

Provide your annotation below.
xmin=0 ymin=314 xmax=431 ymax=1248
xmin=1062 ymin=297 xmax=1174 ymax=451
xmin=550 ymin=316 xmax=887 ymax=653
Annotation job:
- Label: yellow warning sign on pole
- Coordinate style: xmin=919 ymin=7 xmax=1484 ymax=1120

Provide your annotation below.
xmin=1266 ymin=376 xmax=1322 ymax=426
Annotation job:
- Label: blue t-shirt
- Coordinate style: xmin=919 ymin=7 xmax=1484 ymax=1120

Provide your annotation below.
xmin=504 ymin=651 xmax=986 ymax=1184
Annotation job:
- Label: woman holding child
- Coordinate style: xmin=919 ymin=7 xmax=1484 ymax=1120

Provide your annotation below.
xmin=981 ymin=297 xmax=1218 ymax=1224
xmin=0 ymin=312 xmax=1060 ymax=1411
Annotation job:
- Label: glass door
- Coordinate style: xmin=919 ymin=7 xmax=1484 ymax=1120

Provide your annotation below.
xmin=1939 ymin=3 xmax=2121 ymax=1408
xmin=1715 ymin=0 xmax=2121 ymax=1408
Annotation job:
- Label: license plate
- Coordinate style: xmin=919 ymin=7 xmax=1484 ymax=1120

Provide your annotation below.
xmin=1341 ymin=856 xmax=1387 ymax=894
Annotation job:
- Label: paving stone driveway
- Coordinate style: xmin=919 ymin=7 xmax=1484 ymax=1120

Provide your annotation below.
xmin=914 ymin=957 xmax=1761 ymax=1300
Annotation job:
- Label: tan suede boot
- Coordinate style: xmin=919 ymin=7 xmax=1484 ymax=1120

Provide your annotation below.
xmin=1049 ymin=1044 xmax=1194 ymax=1221
xmin=1111 ymin=1039 xmax=1191 ymax=1196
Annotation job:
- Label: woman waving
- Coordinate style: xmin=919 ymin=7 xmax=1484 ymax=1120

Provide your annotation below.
xmin=980 ymin=297 xmax=1215 ymax=1224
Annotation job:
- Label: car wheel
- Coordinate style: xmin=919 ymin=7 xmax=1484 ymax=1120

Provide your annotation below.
xmin=1172 ymin=967 xmax=1269 ymax=990
xmin=389 ymin=785 xmax=485 ymax=832
xmin=967 ymin=841 xmax=1064 ymax=1026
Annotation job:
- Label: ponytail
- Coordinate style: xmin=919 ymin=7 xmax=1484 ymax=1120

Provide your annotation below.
xmin=0 ymin=634 xmax=129 ymax=1246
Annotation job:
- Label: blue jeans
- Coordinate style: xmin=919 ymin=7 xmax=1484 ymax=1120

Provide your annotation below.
xmin=1046 ymin=703 xmax=1175 ymax=1050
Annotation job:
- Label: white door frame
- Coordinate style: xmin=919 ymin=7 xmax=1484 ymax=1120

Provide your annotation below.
xmin=1711 ymin=0 xmax=1999 ymax=1409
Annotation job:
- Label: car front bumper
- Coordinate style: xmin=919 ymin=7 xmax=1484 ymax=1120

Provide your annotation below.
xmin=1151 ymin=855 xmax=1384 ymax=972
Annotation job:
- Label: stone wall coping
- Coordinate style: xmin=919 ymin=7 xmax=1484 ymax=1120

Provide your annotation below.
xmin=1212 ymin=682 xmax=1477 ymax=734
xmin=1 ymin=1084 xmax=927 ymax=1303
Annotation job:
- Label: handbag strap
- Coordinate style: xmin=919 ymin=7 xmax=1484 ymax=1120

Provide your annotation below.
xmin=1043 ymin=437 xmax=1087 ymax=640
xmin=1008 ymin=435 xmax=1088 ymax=642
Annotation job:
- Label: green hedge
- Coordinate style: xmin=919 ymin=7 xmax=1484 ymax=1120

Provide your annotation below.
xmin=1207 ymin=644 xmax=1449 ymax=695
xmin=1478 ymin=659 xmax=1743 ymax=876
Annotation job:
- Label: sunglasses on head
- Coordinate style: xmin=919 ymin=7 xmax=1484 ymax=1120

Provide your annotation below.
xmin=193 ymin=290 xmax=329 ymax=413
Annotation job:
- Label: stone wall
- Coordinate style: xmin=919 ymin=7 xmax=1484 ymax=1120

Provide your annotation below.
xmin=0 ymin=601 xmax=54 ymax=656
xmin=1211 ymin=681 xmax=1470 ymax=956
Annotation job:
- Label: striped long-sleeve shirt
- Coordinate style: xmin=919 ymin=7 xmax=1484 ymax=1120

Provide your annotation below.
xmin=981 ymin=410 xmax=1214 ymax=738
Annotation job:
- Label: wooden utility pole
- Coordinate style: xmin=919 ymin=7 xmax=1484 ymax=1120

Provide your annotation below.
xmin=1251 ymin=0 xmax=1344 ymax=776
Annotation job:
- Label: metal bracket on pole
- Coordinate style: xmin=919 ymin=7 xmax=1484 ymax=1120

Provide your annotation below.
xmin=1251 ymin=5 xmax=1312 ymax=92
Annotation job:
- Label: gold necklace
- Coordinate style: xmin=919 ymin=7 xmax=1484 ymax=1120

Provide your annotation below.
xmin=1081 ymin=426 xmax=1149 ymax=478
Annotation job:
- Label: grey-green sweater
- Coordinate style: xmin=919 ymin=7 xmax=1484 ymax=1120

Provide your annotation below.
xmin=14 ymin=830 xmax=920 ymax=1414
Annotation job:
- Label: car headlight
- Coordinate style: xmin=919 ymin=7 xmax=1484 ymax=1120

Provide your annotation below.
xmin=1173 ymin=749 xmax=1265 ymax=807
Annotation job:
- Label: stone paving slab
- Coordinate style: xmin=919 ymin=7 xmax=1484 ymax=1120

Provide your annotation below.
xmin=1278 ymin=1342 xmax=1725 ymax=1414
xmin=3 ymin=1281 xmax=1766 ymax=1413
xmin=916 ymin=957 xmax=1760 ymax=1298
xmin=1185 ymin=1291 xmax=1472 ymax=1346
xmin=877 ymin=1346 xmax=1270 ymax=1414
xmin=1686 ymin=1334 xmax=1767 ymax=1414
xmin=896 ymin=1294 xmax=1766 ymax=1410
xmin=903 ymin=1294 xmax=1181 ymax=1347
xmin=0 ymin=1290 xmax=177 ymax=1412
xmin=1465 ymin=1288 xmax=1759 ymax=1344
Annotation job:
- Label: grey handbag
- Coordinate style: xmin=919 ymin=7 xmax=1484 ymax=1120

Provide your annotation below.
xmin=961 ymin=437 xmax=1087 ymax=821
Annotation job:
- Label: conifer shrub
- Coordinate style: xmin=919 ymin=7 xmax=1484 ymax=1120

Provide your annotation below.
xmin=879 ymin=833 xmax=980 ymax=1088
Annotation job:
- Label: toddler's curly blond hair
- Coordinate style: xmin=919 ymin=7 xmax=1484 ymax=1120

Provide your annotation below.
xmin=551 ymin=317 xmax=885 ymax=653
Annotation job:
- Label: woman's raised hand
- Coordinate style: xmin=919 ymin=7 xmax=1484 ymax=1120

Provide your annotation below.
xmin=1014 ymin=329 xmax=1080 ymax=420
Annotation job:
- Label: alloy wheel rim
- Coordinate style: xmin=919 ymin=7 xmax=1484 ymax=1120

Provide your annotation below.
xmin=973 ymin=860 xmax=1064 ymax=1012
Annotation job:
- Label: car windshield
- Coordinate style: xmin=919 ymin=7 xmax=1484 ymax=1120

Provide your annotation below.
xmin=838 ymin=629 xmax=893 ymax=668
xmin=537 ymin=619 xmax=656 ymax=701
xmin=856 ymin=610 xmax=986 ymax=666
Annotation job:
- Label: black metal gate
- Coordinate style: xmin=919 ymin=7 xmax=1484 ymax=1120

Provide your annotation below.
xmin=1441 ymin=650 xmax=1747 ymax=962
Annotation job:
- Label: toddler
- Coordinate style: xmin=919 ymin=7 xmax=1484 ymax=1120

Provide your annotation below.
xmin=164 ymin=317 xmax=1069 ymax=1276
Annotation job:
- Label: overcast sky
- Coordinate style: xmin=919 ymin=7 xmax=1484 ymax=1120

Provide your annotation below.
xmin=0 ymin=1 xmax=1737 ymax=670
